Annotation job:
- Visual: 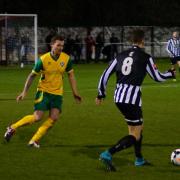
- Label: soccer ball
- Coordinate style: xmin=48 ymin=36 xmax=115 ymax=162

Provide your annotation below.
xmin=171 ymin=149 xmax=180 ymax=165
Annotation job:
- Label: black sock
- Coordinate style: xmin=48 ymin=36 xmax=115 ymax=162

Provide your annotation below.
xmin=134 ymin=133 xmax=143 ymax=158
xmin=109 ymin=135 xmax=136 ymax=155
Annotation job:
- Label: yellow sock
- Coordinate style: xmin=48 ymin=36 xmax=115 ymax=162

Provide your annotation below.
xmin=11 ymin=115 xmax=36 ymax=130
xmin=29 ymin=118 xmax=55 ymax=143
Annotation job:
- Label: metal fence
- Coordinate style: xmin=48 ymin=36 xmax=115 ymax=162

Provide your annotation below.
xmin=1 ymin=25 xmax=179 ymax=64
xmin=38 ymin=26 xmax=177 ymax=62
xmin=38 ymin=41 xmax=168 ymax=64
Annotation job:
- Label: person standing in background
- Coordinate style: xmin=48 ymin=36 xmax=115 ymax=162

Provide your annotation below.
xmin=166 ymin=31 xmax=180 ymax=81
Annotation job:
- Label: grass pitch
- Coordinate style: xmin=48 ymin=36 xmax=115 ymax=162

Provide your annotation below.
xmin=0 ymin=59 xmax=179 ymax=180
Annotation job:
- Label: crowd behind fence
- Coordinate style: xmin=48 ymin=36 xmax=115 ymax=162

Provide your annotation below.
xmin=39 ymin=41 xmax=169 ymax=64
xmin=1 ymin=26 xmax=179 ymax=64
xmin=38 ymin=26 xmax=178 ymax=62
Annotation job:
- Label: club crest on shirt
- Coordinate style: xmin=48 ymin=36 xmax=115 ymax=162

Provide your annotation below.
xmin=60 ymin=62 xmax=65 ymax=67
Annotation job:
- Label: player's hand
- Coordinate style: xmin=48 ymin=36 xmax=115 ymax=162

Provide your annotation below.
xmin=73 ymin=94 xmax=82 ymax=104
xmin=16 ymin=92 xmax=26 ymax=102
xmin=95 ymin=97 xmax=104 ymax=105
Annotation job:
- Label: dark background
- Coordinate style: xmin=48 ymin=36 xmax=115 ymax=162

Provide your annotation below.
xmin=1 ymin=0 xmax=180 ymax=26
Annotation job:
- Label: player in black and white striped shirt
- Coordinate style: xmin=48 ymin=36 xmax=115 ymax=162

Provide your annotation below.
xmin=166 ymin=31 xmax=180 ymax=81
xmin=96 ymin=29 xmax=175 ymax=171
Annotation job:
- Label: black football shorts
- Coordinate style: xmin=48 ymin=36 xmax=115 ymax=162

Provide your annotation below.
xmin=170 ymin=56 xmax=180 ymax=65
xmin=115 ymin=103 xmax=143 ymax=126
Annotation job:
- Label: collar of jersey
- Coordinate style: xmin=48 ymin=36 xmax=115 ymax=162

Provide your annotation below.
xmin=50 ymin=52 xmax=60 ymax=61
xmin=132 ymin=45 xmax=140 ymax=49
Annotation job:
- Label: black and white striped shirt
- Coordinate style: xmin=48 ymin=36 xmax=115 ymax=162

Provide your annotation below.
xmin=98 ymin=46 xmax=173 ymax=107
xmin=166 ymin=38 xmax=180 ymax=57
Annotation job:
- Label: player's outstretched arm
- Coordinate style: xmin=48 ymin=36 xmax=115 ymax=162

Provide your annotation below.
xmin=146 ymin=57 xmax=175 ymax=82
xmin=16 ymin=72 xmax=37 ymax=102
xmin=68 ymin=70 xmax=82 ymax=103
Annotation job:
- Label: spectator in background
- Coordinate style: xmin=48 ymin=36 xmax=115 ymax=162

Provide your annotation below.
xmin=110 ymin=33 xmax=119 ymax=59
xmin=45 ymin=29 xmax=56 ymax=52
xmin=20 ymin=33 xmax=30 ymax=67
xmin=74 ymin=35 xmax=82 ymax=64
xmin=166 ymin=31 xmax=180 ymax=81
xmin=102 ymin=44 xmax=111 ymax=62
xmin=95 ymin=32 xmax=104 ymax=62
xmin=64 ymin=34 xmax=75 ymax=57
xmin=85 ymin=33 xmax=96 ymax=63
xmin=6 ymin=32 xmax=18 ymax=63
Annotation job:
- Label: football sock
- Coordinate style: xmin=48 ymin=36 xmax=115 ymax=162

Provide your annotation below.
xmin=134 ymin=133 xmax=143 ymax=158
xmin=108 ymin=135 xmax=136 ymax=155
xmin=29 ymin=118 xmax=55 ymax=143
xmin=11 ymin=115 xmax=36 ymax=130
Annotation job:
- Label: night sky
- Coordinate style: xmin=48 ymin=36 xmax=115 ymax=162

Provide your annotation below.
xmin=0 ymin=0 xmax=180 ymax=26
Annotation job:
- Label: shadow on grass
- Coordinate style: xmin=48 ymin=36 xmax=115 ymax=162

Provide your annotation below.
xmin=45 ymin=142 xmax=180 ymax=149
xmin=43 ymin=143 xmax=180 ymax=167
xmin=0 ymin=98 xmax=33 ymax=101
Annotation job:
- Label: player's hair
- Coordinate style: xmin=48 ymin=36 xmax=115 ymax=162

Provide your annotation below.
xmin=173 ymin=30 xmax=179 ymax=33
xmin=173 ymin=31 xmax=179 ymax=35
xmin=51 ymin=35 xmax=65 ymax=44
xmin=130 ymin=29 xmax=145 ymax=44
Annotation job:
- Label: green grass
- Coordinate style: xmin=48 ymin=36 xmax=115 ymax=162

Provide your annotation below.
xmin=0 ymin=60 xmax=180 ymax=179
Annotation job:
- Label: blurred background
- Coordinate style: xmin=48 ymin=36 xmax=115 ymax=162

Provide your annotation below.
xmin=0 ymin=0 xmax=180 ymax=65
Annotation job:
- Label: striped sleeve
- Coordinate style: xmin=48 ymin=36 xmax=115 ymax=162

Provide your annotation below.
xmin=97 ymin=59 xmax=117 ymax=98
xmin=146 ymin=57 xmax=173 ymax=82
xmin=166 ymin=39 xmax=174 ymax=57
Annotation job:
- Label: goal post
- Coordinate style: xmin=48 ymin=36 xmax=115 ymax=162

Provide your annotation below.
xmin=0 ymin=14 xmax=38 ymax=65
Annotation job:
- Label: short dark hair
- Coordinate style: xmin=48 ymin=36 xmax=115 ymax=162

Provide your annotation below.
xmin=130 ymin=29 xmax=145 ymax=44
xmin=51 ymin=35 xmax=65 ymax=44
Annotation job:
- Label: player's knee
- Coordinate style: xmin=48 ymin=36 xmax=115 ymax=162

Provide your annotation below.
xmin=49 ymin=108 xmax=60 ymax=121
xmin=34 ymin=114 xmax=42 ymax=121
xmin=50 ymin=117 xmax=58 ymax=122
xmin=134 ymin=134 xmax=141 ymax=141
xmin=49 ymin=115 xmax=59 ymax=121
xmin=33 ymin=111 xmax=44 ymax=121
xmin=129 ymin=132 xmax=141 ymax=141
xmin=49 ymin=112 xmax=60 ymax=121
xmin=128 ymin=124 xmax=143 ymax=141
